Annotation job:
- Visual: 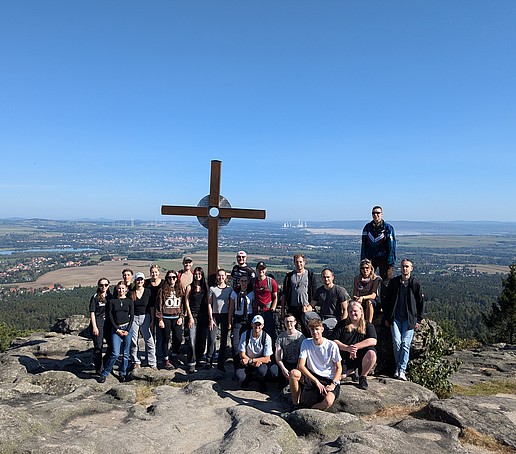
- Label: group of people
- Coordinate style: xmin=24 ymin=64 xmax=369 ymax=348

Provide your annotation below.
xmin=89 ymin=206 xmax=425 ymax=411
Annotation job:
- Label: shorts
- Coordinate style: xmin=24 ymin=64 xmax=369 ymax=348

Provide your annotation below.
xmin=304 ymin=371 xmax=340 ymax=402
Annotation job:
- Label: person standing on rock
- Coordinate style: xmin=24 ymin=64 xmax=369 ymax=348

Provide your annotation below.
xmin=89 ymin=277 xmax=113 ymax=375
xmin=281 ymin=254 xmax=318 ymax=336
xmin=332 ymin=301 xmax=377 ymax=390
xmin=184 ymin=267 xmax=210 ymax=373
xmin=98 ymin=281 xmax=134 ymax=383
xmin=383 ymin=259 xmax=425 ymax=381
xmin=207 ymin=268 xmax=232 ymax=372
xmin=360 ymin=206 xmax=396 ymax=282
xmin=289 ymin=318 xmax=342 ymax=411
xmin=128 ymin=272 xmax=157 ymax=371
xmin=178 ymin=256 xmax=194 ymax=293
xmin=156 ymin=270 xmax=184 ymax=369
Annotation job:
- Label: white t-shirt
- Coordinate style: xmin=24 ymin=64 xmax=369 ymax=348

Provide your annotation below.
xmin=238 ymin=330 xmax=273 ymax=358
xmin=209 ymin=285 xmax=232 ymax=314
xmin=299 ymin=338 xmax=341 ymax=379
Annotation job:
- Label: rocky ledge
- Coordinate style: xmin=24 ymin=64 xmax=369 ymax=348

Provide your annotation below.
xmin=0 ymin=332 xmax=514 ymax=453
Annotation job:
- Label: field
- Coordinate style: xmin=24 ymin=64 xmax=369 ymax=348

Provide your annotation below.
xmin=12 ymin=251 xmax=292 ymax=289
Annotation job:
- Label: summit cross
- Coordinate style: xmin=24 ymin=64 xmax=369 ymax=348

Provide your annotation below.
xmin=161 ymin=160 xmax=266 ymax=282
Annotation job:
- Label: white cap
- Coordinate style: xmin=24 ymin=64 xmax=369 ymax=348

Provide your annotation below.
xmin=252 ymin=315 xmax=264 ymax=325
xmin=134 ymin=272 xmax=145 ymax=280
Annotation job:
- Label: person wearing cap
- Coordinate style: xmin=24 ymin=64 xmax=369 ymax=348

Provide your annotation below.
xmin=231 ymin=251 xmax=255 ymax=292
xmin=128 ymin=272 xmax=157 ymax=370
xmin=237 ymin=314 xmax=277 ymax=392
xmin=253 ymin=261 xmax=278 ymax=342
xmin=178 ymin=256 xmax=194 ymax=293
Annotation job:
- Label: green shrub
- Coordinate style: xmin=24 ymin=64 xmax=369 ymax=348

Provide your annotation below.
xmin=408 ymin=324 xmax=462 ymax=398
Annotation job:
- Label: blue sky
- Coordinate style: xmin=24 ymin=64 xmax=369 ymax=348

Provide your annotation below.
xmin=1 ymin=1 xmax=515 ymax=222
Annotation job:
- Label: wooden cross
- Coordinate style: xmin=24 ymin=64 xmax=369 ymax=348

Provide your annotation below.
xmin=161 ymin=160 xmax=266 ymax=283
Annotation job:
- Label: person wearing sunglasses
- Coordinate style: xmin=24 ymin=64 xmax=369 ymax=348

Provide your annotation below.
xmin=231 ymin=250 xmax=255 ymax=292
xmin=360 ymin=206 xmax=396 ymax=283
xmin=156 ymin=270 xmax=184 ymax=369
xmin=89 ymin=277 xmax=112 ymax=375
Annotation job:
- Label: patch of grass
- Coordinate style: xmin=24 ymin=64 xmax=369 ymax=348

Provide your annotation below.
xmin=363 ymin=404 xmax=427 ymax=422
xmin=453 ymin=379 xmax=516 ymax=397
xmin=460 ymin=427 xmax=514 ymax=453
xmin=135 ymin=385 xmax=155 ymax=405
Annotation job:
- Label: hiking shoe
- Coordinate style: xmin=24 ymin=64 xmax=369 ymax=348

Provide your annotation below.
xmin=358 ymin=376 xmax=368 ymax=390
xmin=398 ymin=370 xmax=407 ymax=381
xmin=352 ymin=371 xmax=359 ymax=382
xmin=97 ymin=375 xmax=106 ymax=383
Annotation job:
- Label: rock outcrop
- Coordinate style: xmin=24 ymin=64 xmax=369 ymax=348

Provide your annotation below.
xmin=0 ymin=331 xmax=514 ymax=453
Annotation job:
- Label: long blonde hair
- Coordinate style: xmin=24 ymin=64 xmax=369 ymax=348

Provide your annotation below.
xmin=345 ymin=301 xmax=367 ymax=334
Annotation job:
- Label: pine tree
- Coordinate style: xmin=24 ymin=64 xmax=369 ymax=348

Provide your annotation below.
xmin=483 ymin=264 xmax=516 ymax=343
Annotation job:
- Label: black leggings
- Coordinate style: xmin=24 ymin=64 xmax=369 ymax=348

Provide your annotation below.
xmin=161 ymin=317 xmax=183 ymax=357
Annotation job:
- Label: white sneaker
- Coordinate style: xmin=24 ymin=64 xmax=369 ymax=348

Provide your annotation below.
xmin=393 ymin=369 xmax=399 ymax=379
xmin=398 ymin=370 xmax=407 ymax=381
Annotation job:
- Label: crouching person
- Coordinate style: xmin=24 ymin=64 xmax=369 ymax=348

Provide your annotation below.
xmin=332 ymin=301 xmax=377 ymax=390
xmin=236 ymin=315 xmax=277 ymax=392
xmin=289 ymin=318 xmax=342 ymax=411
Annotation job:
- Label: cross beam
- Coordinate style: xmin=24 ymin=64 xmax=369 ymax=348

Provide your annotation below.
xmin=161 ymin=160 xmax=266 ymax=282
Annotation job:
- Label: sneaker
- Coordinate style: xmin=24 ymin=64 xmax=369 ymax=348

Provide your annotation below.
xmin=164 ymin=360 xmax=174 ymax=370
xmin=358 ymin=376 xmax=368 ymax=390
xmin=119 ymin=375 xmax=126 ymax=383
xmin=398 ymin=370 xmax=407 ymax=381
xmin=393 ymin=369 xmax=400 ymax=379
xmin=97 ymin=375 xmax=106 ymax=383
xmin=188 ymin=365 xmax=197 ymax=374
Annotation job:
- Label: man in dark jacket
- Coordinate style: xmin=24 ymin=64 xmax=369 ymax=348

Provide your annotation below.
xmin=383 ymin=259 xmax=424 ymax=381
xmin=361 ymin=206 xmax=396 ymax=281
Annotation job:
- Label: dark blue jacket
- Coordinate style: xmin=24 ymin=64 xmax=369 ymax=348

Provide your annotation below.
xmin=361 ymin=220 xmax=396 ymax=265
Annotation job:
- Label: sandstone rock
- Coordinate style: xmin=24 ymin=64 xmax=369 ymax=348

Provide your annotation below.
xmin=428 ymin=394 xmax=516 ymax=448
xmin=52 ymin=315 xmax=90 ymax=335
xmin=283 ymin=408 xmax=365 ymax=441
xmin=319 ymin=423 xmax=467 ymax=454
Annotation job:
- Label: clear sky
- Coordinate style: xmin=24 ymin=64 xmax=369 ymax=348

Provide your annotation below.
xmin=1 ymin=1 xmax=515 ymax=222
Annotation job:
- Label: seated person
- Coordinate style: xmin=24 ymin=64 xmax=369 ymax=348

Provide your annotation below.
xmin=275 ymin=313 xmax=305 ymax=388
xmin=237 ymin=314 xmax=277 ymax=392
xmin=332 ymin=301 xmax=377 ymax=390
xmin=289 ymin=318 xmax=342 ymax=411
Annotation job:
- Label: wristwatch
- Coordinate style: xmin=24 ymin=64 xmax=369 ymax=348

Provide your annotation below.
xmin=248 ymin=358 xmax=253 ymax=365
xmin=332 ymin=380 xmax=339 ymax=386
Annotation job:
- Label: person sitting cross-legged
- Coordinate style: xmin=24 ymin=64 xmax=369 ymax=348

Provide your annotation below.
xmin=236 ymin=315 xmax=277 ymax=392
xmin=289 ymin=318 xmax=342 ymax=411
xmin=332 ymin=301 xmax=377 ymax=390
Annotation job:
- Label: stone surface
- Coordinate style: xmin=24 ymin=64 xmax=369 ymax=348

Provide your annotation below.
xmin=429 ymin=394 xmax=516 ymax=448
xmin=0 ymin=331 xmax=514 ymax=453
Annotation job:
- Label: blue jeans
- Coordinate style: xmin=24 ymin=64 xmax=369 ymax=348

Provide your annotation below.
xmin=102 ymin=327 xmax=133 ymax=378
xmin=391 ymin=319 xmax=414 ymax=373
